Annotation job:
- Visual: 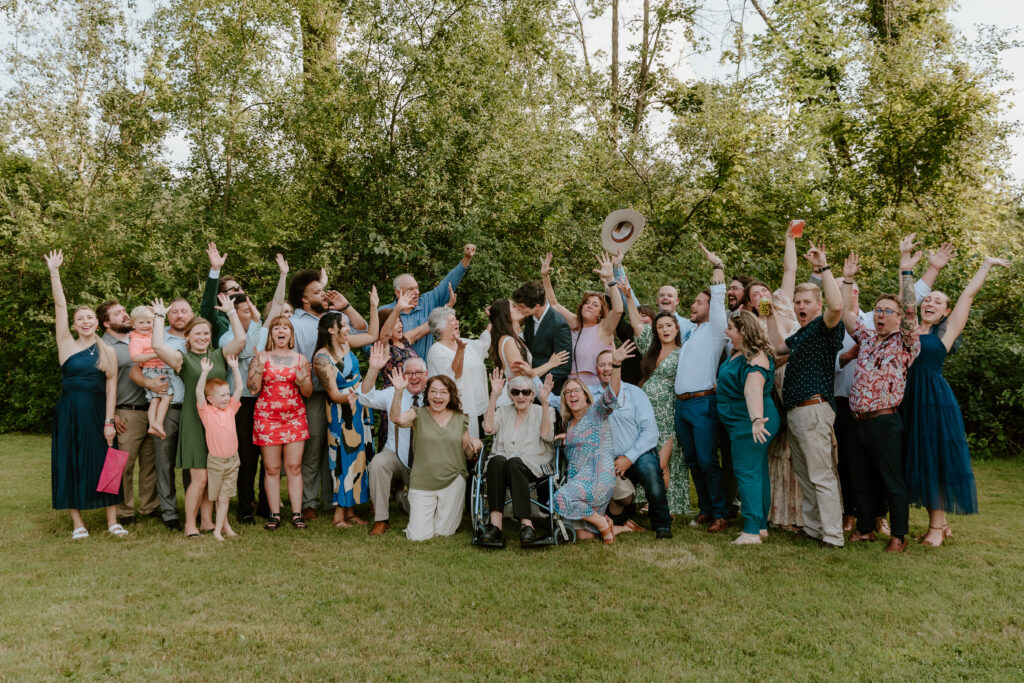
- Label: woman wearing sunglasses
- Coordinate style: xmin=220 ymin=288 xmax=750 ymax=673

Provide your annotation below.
xmin=478 ymin=371 xmax=557 ymax=547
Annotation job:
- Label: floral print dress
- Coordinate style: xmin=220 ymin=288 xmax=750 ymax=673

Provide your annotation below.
xmin=253 ymin=357 xmax=310 ymax=446
xmin=554 ymin=387 xmax=617 ymax=531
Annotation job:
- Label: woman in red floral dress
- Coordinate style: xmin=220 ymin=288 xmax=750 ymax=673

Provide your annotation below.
xmin=248 ymin=316 xmax=313 ymax=529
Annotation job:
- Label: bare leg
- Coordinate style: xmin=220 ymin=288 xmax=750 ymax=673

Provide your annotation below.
xmin=344 ymin=506 xmax=366 ymax=525
xmin=152 ymin=395 xmax=170 ymax=438
xmin=183 ymin=468 xmax=208 ymax=535
xmin=921 ymin=508 xmax=948 ymax=546
xmin=262 ymin=446 xmax=282 ymax=514
xmin=105 ymin=506 xmax=117 ymax=527
xmin=659 ymin=439 xmax=673 ymax=489
xmin=489 ymin=510 xmax=504 ymax=527
xmin=69 ymin=509 xmax=85 ymax=530
xmin=147 ymin=400 xmax=163 ymax=437
xmin=283 ymin=441 xmax=305 ymax=516
xmin=213 ymin=497 xmax=228 ymax=541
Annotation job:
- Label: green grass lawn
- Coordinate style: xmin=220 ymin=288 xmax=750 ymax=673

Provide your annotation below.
xmin=2 ymin=434 xmax=1023 ymax=680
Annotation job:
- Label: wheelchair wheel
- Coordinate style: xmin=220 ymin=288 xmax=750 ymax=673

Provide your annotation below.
xmin=553 ymin=519 xmax=576 ymax=545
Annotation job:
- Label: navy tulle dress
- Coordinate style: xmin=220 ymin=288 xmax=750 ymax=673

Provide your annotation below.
xmin=902 ymin=331 xmax=977 ymax=515
xmin=51 ymin=346 xmax=123 ymax=510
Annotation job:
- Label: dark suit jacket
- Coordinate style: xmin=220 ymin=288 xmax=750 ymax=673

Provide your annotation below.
xmin=523 ymin=307 xmax=572 ymax=392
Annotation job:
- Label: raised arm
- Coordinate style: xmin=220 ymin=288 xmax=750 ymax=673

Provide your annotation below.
xmin=608 ymin=339 xmax=636 ymax=398
xmin=195 ymin=357 xmax=213 ymax=409
xmin=44 ymin=251 xmax=74 ymax=356
xmin=536 ymin=374 xmax=555 ymax=441
xmin=150 ymin=299 xmax=184 ymax=373
xmin=700 ymin=243 xmax=728 ymax=333
xmin=899 ymin=234 xmax=923 ymax=333
xmin=780 ymin=222 xmax=799 ymax=299
xmin=216 ymin=293 xmax=247 ymax=357
xmin=941 ymin=257 xmax=1010 ymax=351
xmin=618 ymin=282 xmax=644 ymax=338
xmin=379 ymin=292 xmax=413 ymax=342
xmin=263 ymin=254 xmax=289 ymax=326
xmin=765 ymin=307 xmax=790 ymax=355
xmin=839 ymin=252 xmax=861 ymax=333
xmin=744 ymin=354 xmax=772 ymax=444
xmin=541 ymin=252 xmax=578 ymax=329
xmin=348 ymin=287 xmax=380 ymax=348
xmin=596 ymin=253 xmax=623 ymax=339
xmin=388 ymin=370 xmax=416 ymax=428
xmin=805 ymin=242 xmax=843 ymax=328
xmin=419 ymin=245 xmax=475 ymax=312
xmin=226 ymin=355 xmax=243 ymax=401
xmin=482 ymin=368 xmax=503 ymax=435
xmin=361 ymin=342 xmax=387 ymax=393
xmin=200 ymin=242 xmax=226 ymax=324
xmin=920 ymin=242 xmax=955 ymax=289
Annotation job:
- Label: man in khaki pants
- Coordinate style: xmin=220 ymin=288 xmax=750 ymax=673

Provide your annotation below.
xmin=767 ymin=243 xmax=846 ymax=548
xmin=98 ymin=301 xmax=158 ymax=525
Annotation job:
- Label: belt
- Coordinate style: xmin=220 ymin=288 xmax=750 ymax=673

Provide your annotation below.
xmin=794 ymin=395 xmax=826 ymax=408
xmin=169 ymin=404 xmax=183 ymax=411
xmin=676 ymin=389 xmax=716 ymax=401
xmin=851 ymin=407 xmax=897 ymax=421
xmin=116 ymin=403 xmax=148 ymax=411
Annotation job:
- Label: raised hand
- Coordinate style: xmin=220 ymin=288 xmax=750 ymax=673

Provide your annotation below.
xmin=214 ymin=292 xmax=236 ymax=313
xmin=276 ymin=253 xmax=289 ymax=275
xmin=207 ymin=242 xmax=227 ymax=271
xmin=200 ymin=357 xmax=214 ymax=373
xmin=616 ymin=281 xmax=633 ymax=300
xmin=396 ymin=291 xmax=414 ymax=312
xmin=446 ymin=282 xmax=456 ymax=308
xmin=540 ymin=252 xmax=553 ymax=277
xmin=369 ymin=285 xmax=379 ymax=309
xmin=611 ymin=339 xmax=637 ymax=364
xmin=150 ymin=298 xmax=168 ymax=317
xmin=983 ymin=257 xmax=1011 ymax=269
xmin=593 ymin=252 xmax=614 ymax=283
xmin=803 ymin=241 xmax=828 ymax=269
xmin=899 ymin=233 xmax=924 ymax=270
xmin=369 ymin=342 xmax=388 ymax=370
xmin=295 ymin=360 xmax=310 ymax=386
xmin=843 ymin=252 xmax=860 ymax=279
xmin=510 ymin=359 xmax=533 ymax=376
xmin=550 ymin=350 xmax=570 ymax=367
xmin=463 ymin=244 xmax=477 ymax=261
xmin=325 ymin=290 xmax=346 ymax=311
xmin=225 ymin=354 xmax=239 ymax=370
xmin=538 ymin=373 xmax=554 ymax=403
xmin=611 ymin=250 xmax=624 ymax=268
xmin=699 ymin=243 xmax=724 ymax=269
xmin=389 ymin=368 xmax=407 ymax=392
xmin=44 ymin=249 xmax=64 ymax=271
xmin=928 ymin=242 xmax=955 ymax=270
xmin=752 ymin=417 xmax=771 ymax=444
xmin=319 ymin=267 xmax=328 ymax=286
xmin=490 ymin=367 xmax=505 ymax=396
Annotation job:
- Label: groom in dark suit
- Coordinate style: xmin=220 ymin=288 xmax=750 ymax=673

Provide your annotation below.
xmin=513 ymin=281 xmax=572 ymax=393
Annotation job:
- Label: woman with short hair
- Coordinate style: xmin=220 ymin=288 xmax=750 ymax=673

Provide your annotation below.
xmin=425 ymin=305 xmax=490 ymax=438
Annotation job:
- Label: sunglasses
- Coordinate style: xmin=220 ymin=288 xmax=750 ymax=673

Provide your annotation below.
xmin=224 ymin=284 xmax=242 ymax=293
xmin=509 ymin=388 xmax=534 ymax=397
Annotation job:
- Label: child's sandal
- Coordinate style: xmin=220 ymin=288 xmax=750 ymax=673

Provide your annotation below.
xmin=291 ymin=513 xmax=308 ymax=529
xmin=264 ymin=513 xmax=281 ymax=531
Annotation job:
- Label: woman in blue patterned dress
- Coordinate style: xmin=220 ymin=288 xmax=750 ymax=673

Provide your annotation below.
xmin=553 ymin=341 xmax=631 ymax=544
xmin=313 ymin=297 xmax=380 ymax=528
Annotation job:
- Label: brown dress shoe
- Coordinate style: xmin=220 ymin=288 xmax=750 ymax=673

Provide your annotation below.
xmin=302 ymin=508 xmax=317 ymax=522
xmin=369 ymin=521 xmax=391 ymax=536
xmin=883 ymin=537 xmax=907 ymax=553
xmin=842 ymin=515 xmax=856 ymax=532
xmin=849 ymin=530 xmax=877 ymax=542
xmin=707 ymin=518 xmax=728 ymax=533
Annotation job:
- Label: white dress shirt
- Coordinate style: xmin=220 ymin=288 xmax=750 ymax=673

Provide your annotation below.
xmin=356 ymin=386 xmax=424 ymax=468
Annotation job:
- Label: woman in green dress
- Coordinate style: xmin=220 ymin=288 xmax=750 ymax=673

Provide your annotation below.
xmin=152 ymin=293 xmax=246 ymax=537
xmin=622 ymin=297 xmax=691 ymax=516
xmin=717 ymin=310 xmax=778 ymax=546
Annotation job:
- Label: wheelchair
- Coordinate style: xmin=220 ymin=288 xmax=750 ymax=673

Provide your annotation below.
xmin=470 ymin=443 xmax=576 ymax=548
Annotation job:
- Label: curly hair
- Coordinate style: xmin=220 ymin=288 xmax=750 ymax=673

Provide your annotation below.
xmin=424 ymin=375 xmax=464 ymax=414
xmin=728 ymin=310 xmax=776 ymax=362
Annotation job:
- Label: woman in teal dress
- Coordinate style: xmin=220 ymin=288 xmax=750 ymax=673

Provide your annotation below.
xmin=717 ymin=311 xmax=778 ymax=546
xmin=151 ymin=294 xmax=247 ymax=537
xmin=624 ymin=302 xmax=691 ymax=516
xmin=45 ymin=250 xmax=125 ymax=539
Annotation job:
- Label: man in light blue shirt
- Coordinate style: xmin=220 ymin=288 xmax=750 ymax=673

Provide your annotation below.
xmin=674 ymin=245 xmax=730 ymax=532
xmin=592 ymin=350 xmax=673 ymax=538
xmin=378 ymin=244 xmax=477 ymax=359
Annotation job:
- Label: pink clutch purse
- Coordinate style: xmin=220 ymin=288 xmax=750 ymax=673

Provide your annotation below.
xmin=97 ymin=447 xmax=130 ymax=494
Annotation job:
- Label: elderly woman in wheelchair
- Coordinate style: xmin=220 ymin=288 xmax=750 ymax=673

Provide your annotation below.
xmin=477 ymin=370 xmax=556 ymax=547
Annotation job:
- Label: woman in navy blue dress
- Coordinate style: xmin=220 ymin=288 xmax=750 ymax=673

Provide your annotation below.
xmin=45 ymin=250 xmax=125 ymax=539
xmin=904 ymin=256 xmax=1009 ymax=546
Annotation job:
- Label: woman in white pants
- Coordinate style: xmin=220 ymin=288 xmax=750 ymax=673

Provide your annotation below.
xmin=389 ymin=372 xmax=482 ymax=540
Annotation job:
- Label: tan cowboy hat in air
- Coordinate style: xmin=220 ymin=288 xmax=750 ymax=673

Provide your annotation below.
xmin=600 ymin=209 xmax=646 ymax=255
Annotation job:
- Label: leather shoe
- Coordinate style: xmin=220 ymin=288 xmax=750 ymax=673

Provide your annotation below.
xmin=519 ymin=525 xmax=538 ymax=546
xmin=302 ymin=508 xmax=317 ymax=522
xmin=884 ymin=537 xmax=907 ymax=553
xmin=707 ymin=518 xmax=728 ymax=534
xmin=117 ymin=515 xmax=136 ymax=526
xmin=688 ymin=514 xmax=712 ymax=528
xmin=146 ymin=509 xmax=163 ymax=519
xmin=369 ymin=521 xmax=390 ymax=536
xmin=849 ymin=530 xmax=877 ymax=542
xmin=163 ymin=518 xmax=182 ymax=531
xmin=238 ymin=514 xmax=255 ymax=525
xmin=480 ymin=524 xmax=503 ymax=544
xmin=842 ymin=515 xmax=856 ymax=532
xmin=656 ymin=529 xmax=673 ymax=540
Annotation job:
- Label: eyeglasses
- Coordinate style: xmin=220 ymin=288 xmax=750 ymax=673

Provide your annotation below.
xmin=509 ymin=388 xmax=534 ymax=397
xmin=562 ymin=388 xmax=584 ymax=396
xmin=405 ymin=370 xmax=426 ymax=376
xmin=224 ymin=285 xmax=242 ymax=293
xmin=873 ymin=308 xmax=898 ymax=317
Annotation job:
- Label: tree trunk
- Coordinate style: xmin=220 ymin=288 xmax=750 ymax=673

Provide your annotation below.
xmin=611 ymin=0 xmax=619 ymax=134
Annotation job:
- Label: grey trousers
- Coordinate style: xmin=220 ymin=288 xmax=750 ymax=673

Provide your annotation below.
xmin=116 ymin=408 xmax=158 ymax=518
xmin=787 ymin=402 xmax=844 ymax=546
xmin=368 ymin=448 xmax=411 ymax=522
xmin=301 ymin=392 xmax=330 ymax=511
xmin=153 ymin=405 xmax=182 ymax=521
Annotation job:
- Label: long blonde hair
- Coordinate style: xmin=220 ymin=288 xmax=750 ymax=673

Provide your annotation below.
xmin=558 ymin=378 xmax=595 ymax=424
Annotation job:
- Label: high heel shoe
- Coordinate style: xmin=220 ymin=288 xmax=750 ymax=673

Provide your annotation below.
xmin=919 ymin=525 xmax=946 ymax=547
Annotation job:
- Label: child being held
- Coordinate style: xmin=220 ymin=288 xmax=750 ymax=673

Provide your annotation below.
xmin=196 ymin=355 xmax=243 ymax=541
xmin=129 ymin=305 xmax=172 ymax=438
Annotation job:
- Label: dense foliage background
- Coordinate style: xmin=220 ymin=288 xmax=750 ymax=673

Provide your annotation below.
xmin=2 ymin=0 xmax=1022 ymax=456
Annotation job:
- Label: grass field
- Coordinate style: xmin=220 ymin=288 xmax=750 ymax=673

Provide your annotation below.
xmin=2 ymin=433 xmax=1023 ymax=681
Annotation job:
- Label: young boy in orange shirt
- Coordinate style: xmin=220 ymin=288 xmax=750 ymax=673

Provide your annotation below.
xmin=196 ymin=356 xmax=243 ymax=541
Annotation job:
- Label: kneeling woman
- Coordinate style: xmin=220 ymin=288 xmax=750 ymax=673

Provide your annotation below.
xmin=389 ymin=372 xmax=483 ymax=540
xmin=479 ymin=371 xmax=556 ymax=546
xmin=718 ymin=311 xmax=778 ymax=545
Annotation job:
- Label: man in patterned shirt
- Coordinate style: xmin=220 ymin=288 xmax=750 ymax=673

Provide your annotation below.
xmin=840 ymin=237 xmax=923 ymax=553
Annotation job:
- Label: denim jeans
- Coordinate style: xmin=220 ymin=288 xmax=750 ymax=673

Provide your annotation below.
xmin=674 ymin=394 xmax=727 ymax=520
xmin=626 ymin=450 xmax=672 ymax=531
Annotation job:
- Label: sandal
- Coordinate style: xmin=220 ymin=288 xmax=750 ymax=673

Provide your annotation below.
xmin=264 ymin=513 xmax=281 ymax=531
xmin=107 ymin=524 xmax=129 ymax=538
xmin=597 ymin=516 xmax=615 ymax=545
xmin=291 ymin=513 xmax=308 ymax=529
xmin=71 ymin=527 xmax=89 ymax=540
xmin=919 ymin=525 xmax=946 ymax=547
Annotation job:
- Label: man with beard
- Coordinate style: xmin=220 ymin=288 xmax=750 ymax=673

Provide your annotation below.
xmin=727 ymin=275 xmax=754 ymax=312
xmin=357 ymin=344 xmax=430 ymax=535
xmin=98 ymin=300 xmax=158 ymax=526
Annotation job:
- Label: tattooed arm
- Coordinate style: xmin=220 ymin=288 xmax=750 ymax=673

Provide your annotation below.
xmin=247 ymin=350 xmax=266 ymax=395
xmin=899 ymin=234 xmax=923 ymax=333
